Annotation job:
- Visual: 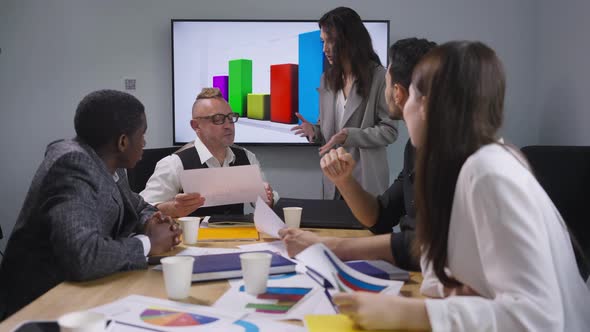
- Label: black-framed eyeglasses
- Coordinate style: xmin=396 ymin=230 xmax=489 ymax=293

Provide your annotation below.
xmin=193 ymin=112 xmax=239 ymax=125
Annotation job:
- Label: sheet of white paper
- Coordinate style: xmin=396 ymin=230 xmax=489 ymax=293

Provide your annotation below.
xmin=238 ymin=241 xmax=288 ymax=257
xmin=200 ymin=216 xmax=211 ymax=227
xmin=180 ymin=165 xmax=267 ymax=207
xmin=309 ymin=289 xmax=339 ymax=315
xmin=253 ymin=196 xmax=286 ymax=238
xmin=295 ymin=243 xmax=404 ymax=295
xmin=214 ymin=273 xmax=320 ymax=320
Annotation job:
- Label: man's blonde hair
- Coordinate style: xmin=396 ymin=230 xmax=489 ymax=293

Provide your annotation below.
xmin=196 ymin=87 xmax=223 ymax=100
xmin=192 ymin=87 xmax=227 ymax=117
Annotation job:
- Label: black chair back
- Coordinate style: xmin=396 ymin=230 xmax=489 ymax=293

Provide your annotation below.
xmin=127 ymin=147 xmax=179 ymax=193
xmin=521 ymin=145 xmax=590 ymax=278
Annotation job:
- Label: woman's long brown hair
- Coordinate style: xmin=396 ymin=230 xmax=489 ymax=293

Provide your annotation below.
xmin=319 ymin=7 xmax=381 ymax=98
xmin=412 ymin=41 xmax=506 ymax=287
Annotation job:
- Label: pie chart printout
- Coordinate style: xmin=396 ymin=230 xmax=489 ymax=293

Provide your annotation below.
xmin=140 ymin=307 xmax=218 ymax=327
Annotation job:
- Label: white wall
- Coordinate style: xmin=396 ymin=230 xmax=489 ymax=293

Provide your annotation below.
xmin=0 ymin=0 xmax=539 ymax=248
xmin=535 ymin=0 xmax=590 ymax=145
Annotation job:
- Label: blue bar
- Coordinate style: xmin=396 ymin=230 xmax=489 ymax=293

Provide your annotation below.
xmin=298 ymin=30 xmax=324 ymax=124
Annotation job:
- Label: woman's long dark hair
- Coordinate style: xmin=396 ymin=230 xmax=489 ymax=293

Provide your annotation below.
xmin=319 ymin=7 xmax=381 ymax=98
xmin=412 ymin=41 xmax=505 ymax=287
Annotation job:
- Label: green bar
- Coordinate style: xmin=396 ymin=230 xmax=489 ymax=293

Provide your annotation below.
xmin=247 ymin=93 xmax=270 ymax=120
xmin=245 ymin=303 xmax=292 ymax=311
xmin=229 ymin=59 xmax=253 ymax=116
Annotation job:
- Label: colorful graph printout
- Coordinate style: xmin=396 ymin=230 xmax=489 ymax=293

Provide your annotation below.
xmin=294 ymin=243 xmax=403 ymax=296
xmin=323 ymin=251 xmax=387 ymax=293
xmin=239 ymin=286 xmax=312 ymax=314
xmin=140 ymin=307 xmax=218 ymax=327
xmin=215 ymin=272 xmax=321 ymax=320
xmin=90 ymin=295 xmax=244 ymax=332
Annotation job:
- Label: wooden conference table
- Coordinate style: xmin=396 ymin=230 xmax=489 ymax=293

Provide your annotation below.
xmin=0 ymin=228 xmax=423 ymax=331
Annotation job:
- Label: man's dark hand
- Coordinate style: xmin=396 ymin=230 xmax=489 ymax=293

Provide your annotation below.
xmin=144 ymin=212 xmax=182 ymax=255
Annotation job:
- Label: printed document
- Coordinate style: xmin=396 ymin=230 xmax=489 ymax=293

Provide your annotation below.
xmin=180 ymin=165 xmax=268 ymax=207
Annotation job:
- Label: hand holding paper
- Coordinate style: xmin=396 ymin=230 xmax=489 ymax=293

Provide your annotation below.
xmin=180 ymin=165 xmax=268 ymax=207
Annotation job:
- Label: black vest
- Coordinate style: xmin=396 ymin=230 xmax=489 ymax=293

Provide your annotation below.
xmin=175 ymin=144 xmax=250 ymax=217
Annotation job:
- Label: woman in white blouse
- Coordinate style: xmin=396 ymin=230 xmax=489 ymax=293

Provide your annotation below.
xmin=333 ymin=41 xmax=590 ymax=331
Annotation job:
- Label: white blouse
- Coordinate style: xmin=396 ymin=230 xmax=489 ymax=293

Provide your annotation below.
xmin=335 ymin=89 xmax=346 ymax=132
xmin=421 ymin=144 xmax=590 ymax=331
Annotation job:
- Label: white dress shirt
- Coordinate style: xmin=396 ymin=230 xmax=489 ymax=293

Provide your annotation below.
xmin=421 ymin=144 xmax=590 ymax=331
xmin=140 ymin=136 xmax=275 ymax=206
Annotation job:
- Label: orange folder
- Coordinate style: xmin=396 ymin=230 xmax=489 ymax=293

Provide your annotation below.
xmin=197 ymin=227 xmax=260 ymax=242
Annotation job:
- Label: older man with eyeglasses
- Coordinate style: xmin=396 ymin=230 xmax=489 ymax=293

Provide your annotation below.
xmin=140 ymin=87 xmax=276 ymax=218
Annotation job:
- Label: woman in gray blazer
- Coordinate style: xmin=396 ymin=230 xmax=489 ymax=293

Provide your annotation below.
xmin=293 ymin=7 xmax=398 ymax=199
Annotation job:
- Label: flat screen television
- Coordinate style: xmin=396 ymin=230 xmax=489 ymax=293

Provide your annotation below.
xmin=171 ymin=19 xmax=390 ymax=145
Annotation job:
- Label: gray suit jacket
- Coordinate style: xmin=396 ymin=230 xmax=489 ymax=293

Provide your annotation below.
xmin=0 ymin=139 xmax=156 ymax=318
xmin=313 ymin=64 xmax=398 ymax=199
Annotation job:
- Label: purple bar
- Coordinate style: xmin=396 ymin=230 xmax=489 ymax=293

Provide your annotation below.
xmin=213 ymin=75 xmax=229 ymax=101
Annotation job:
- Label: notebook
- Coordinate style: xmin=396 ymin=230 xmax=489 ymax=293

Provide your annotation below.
xmin=181 ymin=250 xmax=296 ymax=282
xmin=197 ymin=227 xmax=259 ymax=241
xmin=273 ymin=197 xmax=364 ymax=229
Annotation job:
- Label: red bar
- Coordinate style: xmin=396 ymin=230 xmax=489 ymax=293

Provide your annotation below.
xmin=270 ymin=64 xmax=298 ymax=124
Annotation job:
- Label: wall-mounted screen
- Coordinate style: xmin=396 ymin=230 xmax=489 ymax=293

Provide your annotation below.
xmin=172 ymin=19 xmax=389 ymax=145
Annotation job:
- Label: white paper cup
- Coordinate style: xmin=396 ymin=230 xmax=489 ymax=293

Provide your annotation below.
xmin=161 ymin=256 xmax=194 ymax=300
xmin=283 ymin=207 xmax=303 ymax=228
xmin=240 ymin=252 xmax=272 ymax=295
xmin=58 ymin=311 xmax=106 ymax=332
xmin=178 ymin=217 xmax=200 ymax=245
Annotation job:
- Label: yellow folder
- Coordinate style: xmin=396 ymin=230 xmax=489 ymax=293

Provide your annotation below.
xmin=196 ymin=226 xmax=259 ymax=242
xmin=305 ymin=315 xmax=399 ymax=332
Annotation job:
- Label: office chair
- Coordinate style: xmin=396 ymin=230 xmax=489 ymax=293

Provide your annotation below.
xmin=521 ymin=145 xmax=590 ymax=279
xmin=0 ymin=224 xmax=3 ymax=258
xmin=127 ymin=147 xmax=179 ymax=193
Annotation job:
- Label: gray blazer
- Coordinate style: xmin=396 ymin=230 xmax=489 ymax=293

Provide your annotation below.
xmin=313 ymin=65 xmax=398 ymax=199
xmin=0 ymin=139 xmax=156 ymax=318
